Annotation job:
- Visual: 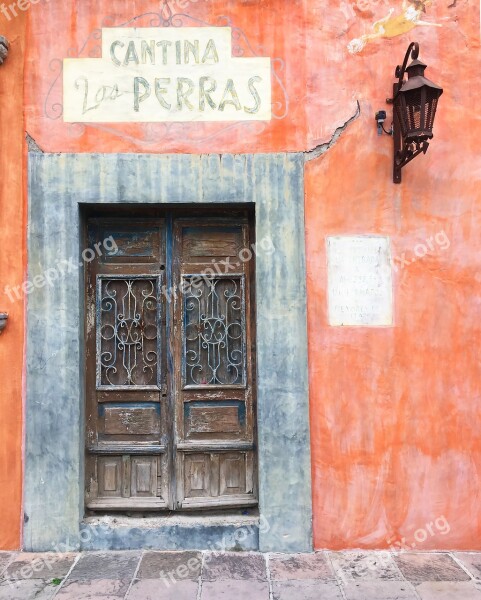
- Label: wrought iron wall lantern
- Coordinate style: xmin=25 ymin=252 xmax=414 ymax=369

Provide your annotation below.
xmin=375 ymin=42 xmax=443 ymax=184
xmin=0 ymin=36 xmax=8 ymax=66
xmin=0 ymin=313 xmax=8 ymax=335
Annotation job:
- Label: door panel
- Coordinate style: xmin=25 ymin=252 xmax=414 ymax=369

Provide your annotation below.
xmin=184 ymin=401 xmax=245 ymax=440
xmin=172 ymin=221 xmax=257 ymax=509
xmin=85 ymin=219 xmax=169 ymax=510
xmin=130 ymin=457 xmax=160 ymax=497
xmin=85 ymin=214 xmax=257 ymax=512
xmin=101 ymin=403 xmax=160 ymax=439
xmin=98 ymin=457 xmax=122 ymax=497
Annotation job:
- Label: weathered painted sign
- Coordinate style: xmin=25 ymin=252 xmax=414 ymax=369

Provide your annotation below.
xmin=63 ymin=27 xmax=272 ymax=122
xmin=327 ymin=236 xmax=393 ymax=327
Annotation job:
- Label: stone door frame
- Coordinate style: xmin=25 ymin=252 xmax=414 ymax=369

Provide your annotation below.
xmin=25 ymin=152 xmax=312 ymax=552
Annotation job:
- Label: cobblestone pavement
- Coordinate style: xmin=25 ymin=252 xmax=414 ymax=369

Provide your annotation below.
xmin=1 ymin=550 xmax=481 ymax=599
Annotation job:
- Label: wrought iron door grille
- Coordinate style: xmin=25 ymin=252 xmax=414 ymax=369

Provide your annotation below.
xmin=182 ymin=275 xmax=247 ymax=388
xmin=96 ymin=275 xmax=162 ymax=389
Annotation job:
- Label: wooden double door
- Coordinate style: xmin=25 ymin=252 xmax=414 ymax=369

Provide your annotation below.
xmin=84 ymin=213 xmax=257 ymax=511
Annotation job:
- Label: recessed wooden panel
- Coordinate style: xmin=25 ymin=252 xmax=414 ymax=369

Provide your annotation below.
xmin=182 ymin=227 xmax=242 ymax=261
xmin=190 ymin=406 xmax=239 ymax=433
xmin=103 ymin=405 xmax=160 ymax=436
xmin=185 ymin=402 xmax=244 ymax=439
xmin=179 ymin=451 xmax=255 ymax=505
xmin=220 ymin=453 xmax=246 ymax=496
xmin=98 ymin=457 xmax=122 ymax=497
xmin=101 ymin=227 xmax=162 ymax=263
xmin=184 ymin=454 xmax=210 ymax=498
xmin=131 ymin=457 xmax=158 ymax=498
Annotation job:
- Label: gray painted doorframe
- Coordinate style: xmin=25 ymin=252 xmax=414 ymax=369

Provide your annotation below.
xmin=25 ymin=152 xmax=312 ymax=552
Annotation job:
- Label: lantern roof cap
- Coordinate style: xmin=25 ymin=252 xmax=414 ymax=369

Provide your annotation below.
xmin=400 ymin=75 xmax=443 ymax=94
xmin=406 ymin=59 xmax=427 ymax=70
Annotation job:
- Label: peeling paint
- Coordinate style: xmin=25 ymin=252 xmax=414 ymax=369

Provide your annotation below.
xmin=26 ymin=133 xmax=44 ymax=153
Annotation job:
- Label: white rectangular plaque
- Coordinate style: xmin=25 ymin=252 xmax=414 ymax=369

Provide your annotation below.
xmin=327 ymin=236 xmax=393 ymax=327
xmin=63 ymin=27 xmax=272 ymax=123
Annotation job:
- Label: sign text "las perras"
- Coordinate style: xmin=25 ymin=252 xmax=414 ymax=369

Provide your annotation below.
xmin=63 ymin=27 xmax=272 ymax=123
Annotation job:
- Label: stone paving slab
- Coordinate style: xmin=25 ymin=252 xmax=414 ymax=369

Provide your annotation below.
xmin=330 ymin=550 xmax=403 ymax=581
xmin=343 ymin=580 xmax=418 ymax=599
xmin=0 ymin=553 xmax=15 ymax=576
xmin=68 ymin=551 xmax=141 ymax=581
xmin=454 ymin=552 xmax=481 ymax=579
xmin=0 ymin=578 xmax=59 ymax=600
xmin=5 ymin=552 xmax=77 ymax=580
xmin=415 ymin=581 xmax=481 ymax=599
xmin=394 ymin=552 xmax=470 ymax=582
xmin=272 ymin=579 xmax=343 ymax=600
xmin=201 ymin=579 xmax=270 ymax=599
xmin=269 ymin=552 xmax=334 ymax=580
xmin=54 ymin=579 xmax=131 ymax=599
xmin=202 ymin=552 xmax=266 ymax=581
xmin=127 ymin=578 xmax=199 ymax=600
xmin=137 ymin=551 xmax=202 ymax=580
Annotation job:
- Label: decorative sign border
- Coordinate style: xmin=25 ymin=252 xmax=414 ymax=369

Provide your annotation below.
xmin=44 ymin=5 xmax=289 ymax=146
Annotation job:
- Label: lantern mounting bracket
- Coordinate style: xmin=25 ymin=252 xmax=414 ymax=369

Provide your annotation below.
xmin=386 ymin=43 xmax=420 ymax=105
xmin=391 ymin=42 xmax=421 ymax=184
xmin=395 ymin=43 xmax=419 ymax=96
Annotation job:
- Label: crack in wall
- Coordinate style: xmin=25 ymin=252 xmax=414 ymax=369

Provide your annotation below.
xmin=304 ymin=100 xmax=361 ymax=162
xmin=25 ymin=101 xmax=361 ymax=160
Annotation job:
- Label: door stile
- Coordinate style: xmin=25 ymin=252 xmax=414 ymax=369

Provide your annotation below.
xmin=164 ymin=214 xmax=177 ymax=511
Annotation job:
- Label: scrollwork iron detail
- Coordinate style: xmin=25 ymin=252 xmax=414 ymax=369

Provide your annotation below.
xmin=183 ymin=276 xmax=246 ymax=387
xmin=96 ymin=276 xmax=161 ymax=389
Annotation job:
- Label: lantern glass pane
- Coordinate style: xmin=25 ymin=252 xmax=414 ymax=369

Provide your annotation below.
xmin=425 ymin=90 xmax=439 ymax=132
xmin=406 ymin=89 xmax=422 ymax=132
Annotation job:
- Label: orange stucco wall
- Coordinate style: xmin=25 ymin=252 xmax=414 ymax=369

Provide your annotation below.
xmin=0 ymin=0 xmax=480 ymax=549
xmin=0 ymin=12 xmax=25 ymax=549
xmin=305 ymin=0 xmax=481 ymax=550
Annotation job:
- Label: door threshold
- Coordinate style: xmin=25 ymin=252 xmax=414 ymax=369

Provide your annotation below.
xmin=80 ymin=509 xmax=261 ymax=551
